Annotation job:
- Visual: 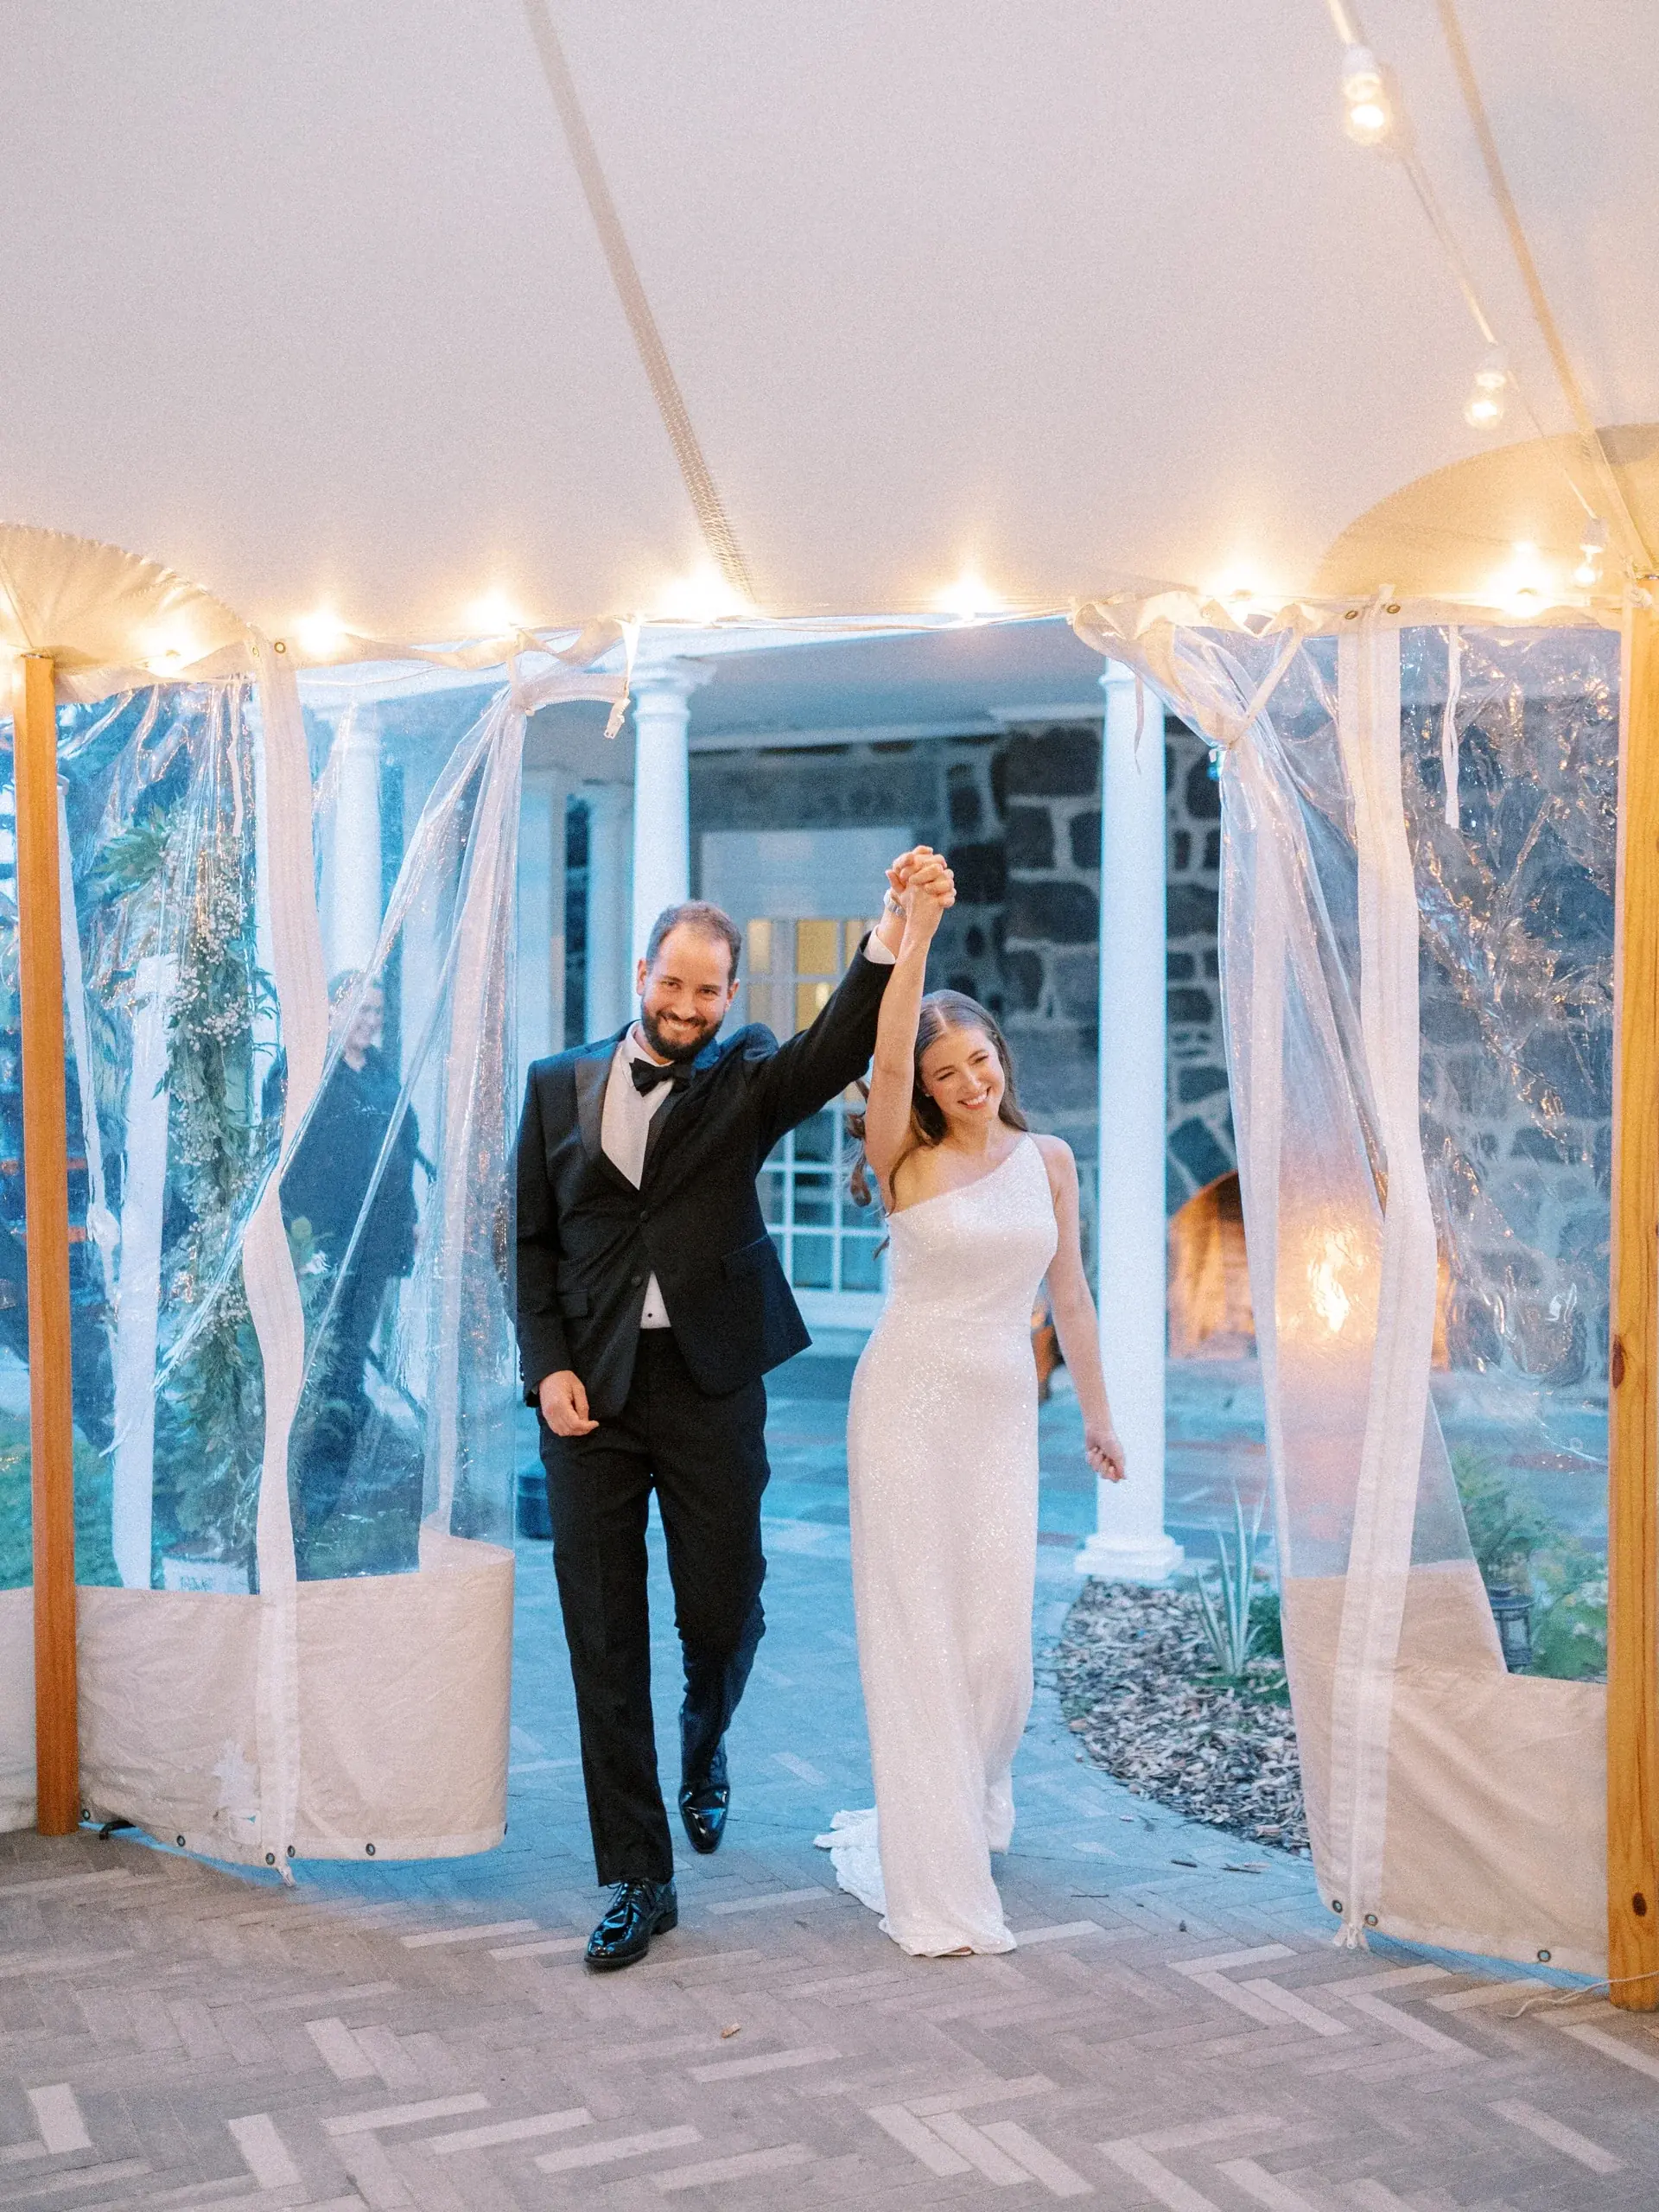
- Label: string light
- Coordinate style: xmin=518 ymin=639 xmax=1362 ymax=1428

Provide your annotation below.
xmin=1573 ymin=517 xmax=1607 ymax=590
xmin=141 ymin=626 xmax=200 ymax=677
xmin=469 ymin=589 xmax=528 ymax=636
xmin=294 ymin=609 xmax=348 ymax=660
xmin=1341 ymin=46 xmax=1393 ymax=147
xmin=933 ymin=571 xmax=1004 ymax=624
xmin=1495 ymin=540 xmax=1550 ymax=615
xmin=1462 ymin=346 xmax=1510 ymax=430
xmin=650 ymin=566 xmax=751 ymax=625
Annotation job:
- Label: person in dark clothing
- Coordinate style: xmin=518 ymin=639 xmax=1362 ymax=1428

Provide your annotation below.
xmin=281 ymin=975 xmax=420 ymax=1546
xmin=516 ymin=851 xmax=956 ymax=1972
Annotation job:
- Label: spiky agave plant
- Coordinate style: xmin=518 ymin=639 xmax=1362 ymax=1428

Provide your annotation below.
xmin=1192 ymin=1485 xmax=1271 ymax=1681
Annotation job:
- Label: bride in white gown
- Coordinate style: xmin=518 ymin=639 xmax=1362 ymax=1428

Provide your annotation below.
xmin=818 ymin=860 xmax=1127 ymax=1955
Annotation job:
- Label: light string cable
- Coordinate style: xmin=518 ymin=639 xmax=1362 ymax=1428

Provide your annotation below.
xmin=1321 ymin=0 xmax=1643 ymax=575
xmin=1431 ymin=0 xmax=1655 ymax=577
xmin=520 ymin=2 xmax=759 ymax=611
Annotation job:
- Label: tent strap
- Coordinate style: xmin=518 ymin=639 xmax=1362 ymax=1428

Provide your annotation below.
xmin=1433 ymin=0 xmax=1654 ymax=573
xmin=520 ymin=1 xmax=758 ymax=607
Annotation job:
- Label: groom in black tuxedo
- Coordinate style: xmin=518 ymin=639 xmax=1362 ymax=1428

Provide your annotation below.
xmin=516 ymin=850 xmax=953 ymax=1968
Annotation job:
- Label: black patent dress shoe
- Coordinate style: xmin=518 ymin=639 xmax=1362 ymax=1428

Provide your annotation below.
xmin=584 ymin=1878 xmax=678 ymax=1972
xmin=678 ymin=1777 xmax=731 ymax=1855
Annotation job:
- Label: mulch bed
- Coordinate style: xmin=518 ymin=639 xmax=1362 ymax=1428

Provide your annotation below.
xmin=1051 ymin=1580 xmax=1309 ymax=1856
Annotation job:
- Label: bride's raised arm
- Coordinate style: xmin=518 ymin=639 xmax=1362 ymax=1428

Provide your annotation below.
xmin=861 ymin=852 xmax=952 ymax=1202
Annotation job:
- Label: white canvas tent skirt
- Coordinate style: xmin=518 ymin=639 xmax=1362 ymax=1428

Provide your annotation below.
xmin=0 ymin=551 xmax=623 ymax=1864
xmin=1076 ymin=597 xmax=1611 ymax=1974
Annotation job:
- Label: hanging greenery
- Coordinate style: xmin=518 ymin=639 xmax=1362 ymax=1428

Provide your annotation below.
xmin=79 ymin=694 xmax=275 ymax=1586
xmin=154 ymin=761 xmax=274 ymax=1578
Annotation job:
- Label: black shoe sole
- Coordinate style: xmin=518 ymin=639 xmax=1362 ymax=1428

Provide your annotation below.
xmin=584 ymin=1904 xmax=678 ymax=1973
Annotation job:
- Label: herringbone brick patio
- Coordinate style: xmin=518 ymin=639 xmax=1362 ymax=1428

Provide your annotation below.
xmin=0 ymin=1351 xmax=1640 ymax=2209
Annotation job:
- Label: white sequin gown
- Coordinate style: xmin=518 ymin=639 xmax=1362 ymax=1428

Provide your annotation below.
xmin=818 ymin=1135 xmax=1058 ymax=1955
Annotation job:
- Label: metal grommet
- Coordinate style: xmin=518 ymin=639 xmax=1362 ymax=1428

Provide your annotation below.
xmin=1332 ymin=1898 xmax=1344 ymax=1914
xmin=365 ymin=1842 xmax=376 ymax=1857
xmin=265 ymin=1853 xmax=276 ymax=1866
xmin=273 ymin=639 xmax=287 ymax=653
xmin=175 ymin=1834 xmax=186 ymax=1849
xmin=1537 ymin=1948 xmax=1552 ymax=1963
xmin=1364 ymin=1913 xmax=1378 ymax=1927
xmin=286 ymin=1845 xmax=296 ymax=1859
xmin=1385 ymin=602 xmax=1401 ymax=614
xmin=1344 ymin=608 xmax=1360 ymax=620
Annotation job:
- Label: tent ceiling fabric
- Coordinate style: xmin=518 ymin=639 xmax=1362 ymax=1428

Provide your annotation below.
xmin=0 ymin=3 xmax=1653 ymax=633
xmin=0 ymin=525 xmax=251 ymax=687
xmin=1315 ymin=423 xmax=1659 ymax=602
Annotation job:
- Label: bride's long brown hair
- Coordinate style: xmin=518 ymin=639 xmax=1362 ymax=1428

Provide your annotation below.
xmin=848 ymin=988 xmax=1028 ymax=1207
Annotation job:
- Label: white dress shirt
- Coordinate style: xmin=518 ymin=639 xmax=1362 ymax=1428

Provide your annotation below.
xmin=601 ymin=1030 xmax=679 ymax=1327
xmin=605 ymin=936 xmax=897 ymax=1331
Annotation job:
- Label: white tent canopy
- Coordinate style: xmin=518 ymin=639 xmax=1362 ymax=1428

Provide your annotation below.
xmin=1 ymin=2 xmax=1655 ymax=636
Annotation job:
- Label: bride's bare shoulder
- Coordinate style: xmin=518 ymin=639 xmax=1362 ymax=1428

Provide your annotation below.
xmin=1030 ymin=1131 xmax=1077 ymax=1194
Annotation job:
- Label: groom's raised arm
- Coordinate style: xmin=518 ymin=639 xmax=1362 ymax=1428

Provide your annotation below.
xmin=748 ymin=850 xmax=955 ymax=1156
xmin=748 ymin=934 xmax=893 ymax=1158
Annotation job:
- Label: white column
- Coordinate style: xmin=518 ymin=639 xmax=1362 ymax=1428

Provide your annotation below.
xmin=628 ymin=659 xmax=711 ymax=968
xmin=582 ymin=780 xmax=634 ymax=1038
xmin=516 ymin=768 xmax=569 ymax=1086
xmin=1077 ymin=663 xmax=1184 ymax=1583
xmin=322 ymin=707 xmax=383 ymax=980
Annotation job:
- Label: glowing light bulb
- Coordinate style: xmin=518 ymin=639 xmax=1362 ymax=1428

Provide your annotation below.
xmin=933 ymin=571 xmax=1004 ymax=624
xmin=1463 ymin=346 xmax=1509 ymax=430
xmin=1574 ymin=516 xmax=1608 ymax=590
xmin=1341 ymin=46 xmax=1393 ymax=146
xmin=651 ymin=567 xmax=751 ymax=625
xmin=470 ymin=589 xmax=528 ymax=636
xmin=141 ymin=626 xmax=200 ymax=677
xmin=294 ymin=608 xmax=347 ymax=660
xmin=1494 ymin=539 xmax=1552 ymax=615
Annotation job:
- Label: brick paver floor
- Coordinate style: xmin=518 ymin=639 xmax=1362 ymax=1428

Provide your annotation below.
xmin=0 ymin=1347 xmax=1643 ymax=2209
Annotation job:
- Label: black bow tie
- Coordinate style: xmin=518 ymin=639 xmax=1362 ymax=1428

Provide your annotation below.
xmin=630 ymin=1055 xmax=694 ymax=1096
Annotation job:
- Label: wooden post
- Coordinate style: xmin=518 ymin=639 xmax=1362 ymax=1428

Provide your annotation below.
xmin=13 ymin=652 xmax=78 ymax=1836
xmin=1610 ymin=604 xmax=1659 ymax=2007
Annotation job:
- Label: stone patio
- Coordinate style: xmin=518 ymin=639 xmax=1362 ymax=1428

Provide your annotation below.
xmin=0 ymin=1345 xmax=1644 ymax=2210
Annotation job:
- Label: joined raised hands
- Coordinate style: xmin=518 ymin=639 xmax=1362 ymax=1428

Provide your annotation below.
xmin=886 ymin=845 xmax=956 ymax=944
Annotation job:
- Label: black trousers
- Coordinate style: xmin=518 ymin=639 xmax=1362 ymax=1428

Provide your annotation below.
xmin=539 ymin=1331 xmax=768 ymax=1885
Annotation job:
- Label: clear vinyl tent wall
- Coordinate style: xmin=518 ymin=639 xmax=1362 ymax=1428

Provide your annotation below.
xmin=0 ymin=613 xmax=623 ymax=1866
xmin=1076 ymin=597 xmax=1618 ymax=1974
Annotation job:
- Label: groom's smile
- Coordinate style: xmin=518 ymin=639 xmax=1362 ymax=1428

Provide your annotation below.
xmin=633 ymin=918 xmax=741 ymax=1064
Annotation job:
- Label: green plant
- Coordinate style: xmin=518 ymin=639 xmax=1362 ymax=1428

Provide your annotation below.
xmin=83 ymin=712 xmax=279 ymax=1581
xmin=1530 ymin=1534 xmax=1607 ymax=1681
xmin=88 ymin=804 xmax=177 ymax=905
xmin=1250 ymin=1583 xmax=1284 ymax=1660
xmin=1450 ymin=1446 xmax=1550 ymax=1586
xmin=0 ymin=1408 xmax=121 ymax=1592
xmin=153 ymin=798 xmax=272 ymax=1570
xmin=1192 ymin=1488 xmax=1274 ymax=1680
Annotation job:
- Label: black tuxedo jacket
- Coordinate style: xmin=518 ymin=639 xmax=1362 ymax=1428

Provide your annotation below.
xmin=515 ymin=943 xmax=892 ymax=1417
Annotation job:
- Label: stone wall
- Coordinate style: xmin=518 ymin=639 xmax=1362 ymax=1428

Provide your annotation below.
xmin=690 ymin=713 xmax=1236 ymax=1265
xmin=1163 ymin=722 xmax=1233 ymax=1212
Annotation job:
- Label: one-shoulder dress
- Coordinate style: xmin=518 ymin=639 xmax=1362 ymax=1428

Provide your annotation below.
xmin=817 ymin=1135 xmax=1058 ymax=1954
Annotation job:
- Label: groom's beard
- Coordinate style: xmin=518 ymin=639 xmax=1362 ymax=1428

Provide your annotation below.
xmin=637 ymin=1004 xmax=723 ymax=1064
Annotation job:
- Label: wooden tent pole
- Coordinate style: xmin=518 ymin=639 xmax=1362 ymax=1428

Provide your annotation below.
xmin=12 ymin=652 xmax=78 ymax=1836
xmin=1610 ymin=603 xmax=1659 ymax=2008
